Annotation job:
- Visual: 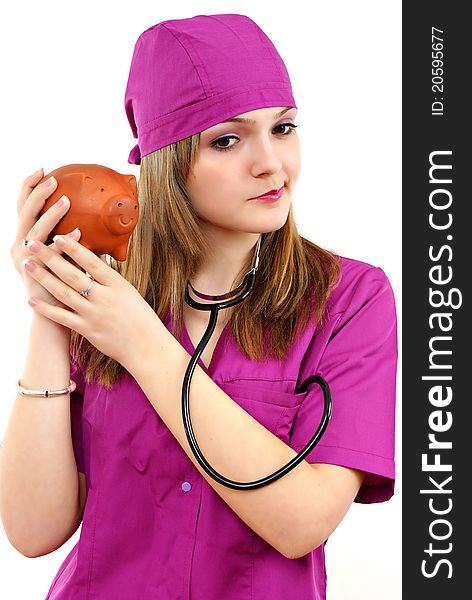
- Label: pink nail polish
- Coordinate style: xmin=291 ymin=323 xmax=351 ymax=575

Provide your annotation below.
xmin=26 ymin=240 xmax=41 ymax=253
xmin=23 ymin=259 xmax=37 ymax=272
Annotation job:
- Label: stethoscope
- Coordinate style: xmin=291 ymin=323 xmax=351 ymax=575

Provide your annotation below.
xmin=182 ymin=234 xmax=332 ymax=490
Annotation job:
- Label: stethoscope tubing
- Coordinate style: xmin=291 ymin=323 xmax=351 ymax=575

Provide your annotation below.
xmin=182 ymin=260 xmax=333 ymax=490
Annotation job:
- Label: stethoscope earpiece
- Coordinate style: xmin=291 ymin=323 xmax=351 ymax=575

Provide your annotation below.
xmin=182 ymin=233 xmax=332 ymax=489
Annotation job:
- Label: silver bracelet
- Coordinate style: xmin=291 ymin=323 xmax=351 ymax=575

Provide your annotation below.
xmin=17 ymin=378 xmax=77 ymax=397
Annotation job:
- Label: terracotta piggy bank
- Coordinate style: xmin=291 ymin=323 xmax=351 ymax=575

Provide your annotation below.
xmin=38 ymin=164 xmax=139 ymax=261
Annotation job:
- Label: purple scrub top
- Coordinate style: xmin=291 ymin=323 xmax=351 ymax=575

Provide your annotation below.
xmin=45 ymin=256 xmax=397 ymax=600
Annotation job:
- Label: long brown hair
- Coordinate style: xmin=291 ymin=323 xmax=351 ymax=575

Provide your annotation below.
xmin=70 ymin=134 xmax=342 ymax=388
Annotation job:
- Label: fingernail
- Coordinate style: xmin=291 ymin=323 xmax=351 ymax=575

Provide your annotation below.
xmin=46 ymin=176 xmax=56 ymax=187
xmin=26 ymin=240 xmax=41 ymax=253
xmin=53 ymin=235 xmax=67 ymax=247
xmin=22 ymin=258 xmax=37 ymax=272
xmin=67 ymin=227 xmax=80 ymax=237
xmin=31 ymin=167 xmax=43 ymax=177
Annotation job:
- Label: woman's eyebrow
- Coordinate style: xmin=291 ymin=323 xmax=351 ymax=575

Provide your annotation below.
xmin=220 ymin=107 xmax=294 ymax=125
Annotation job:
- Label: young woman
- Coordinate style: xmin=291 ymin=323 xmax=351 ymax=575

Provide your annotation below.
xmin=1 ymin=13 xmax=397 ymax=600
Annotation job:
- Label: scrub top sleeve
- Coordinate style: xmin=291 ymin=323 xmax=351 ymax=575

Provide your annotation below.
xmin=69 ymin=354 xmax=86 ymax=474
xmin=289 ymin=266 xmax=398 ymax=503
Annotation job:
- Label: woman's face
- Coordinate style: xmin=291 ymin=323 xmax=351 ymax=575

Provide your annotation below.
xmin=186 ymin=106 xmax=300 ymax=235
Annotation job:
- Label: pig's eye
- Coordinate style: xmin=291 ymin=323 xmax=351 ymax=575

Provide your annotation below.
xmin=100 ymin=188 xmax=104 ymax=192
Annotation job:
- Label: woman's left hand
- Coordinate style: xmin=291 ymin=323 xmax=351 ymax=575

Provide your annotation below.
xmin=22 ymin=234 xmax=161 ymax=373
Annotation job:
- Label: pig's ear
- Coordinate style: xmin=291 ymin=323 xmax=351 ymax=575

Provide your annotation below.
xmin=128 ymin=176 xmax=138 ymax=195
xmin=60 ymin=173 xmax=94 ymax=187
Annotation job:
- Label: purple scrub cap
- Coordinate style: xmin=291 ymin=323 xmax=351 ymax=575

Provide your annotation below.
xmin=124 ymin=13 xmax=297 ymax=165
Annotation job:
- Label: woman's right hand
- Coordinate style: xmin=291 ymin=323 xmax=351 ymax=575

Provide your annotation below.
xmin=10 ymin=168 xmax=96 ymax=309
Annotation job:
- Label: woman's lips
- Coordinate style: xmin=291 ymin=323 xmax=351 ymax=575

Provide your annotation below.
xmin=249 ymin=185 xmax=284 ymax=202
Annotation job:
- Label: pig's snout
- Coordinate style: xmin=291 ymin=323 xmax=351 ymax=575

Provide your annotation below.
xmin=117 ymin=197 xmax=137 ymax=226
xmin=104 ymin=196 xmax=139 ymax=235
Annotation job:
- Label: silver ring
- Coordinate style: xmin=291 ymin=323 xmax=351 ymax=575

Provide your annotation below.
xmin=79 ymin=273 xmax=95 ymax=298
xmin=23 ymin=238 xmax=94 ymax=297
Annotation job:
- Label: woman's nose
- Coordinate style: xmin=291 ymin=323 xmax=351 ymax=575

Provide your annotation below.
xmin=250 ymin=137 xmax=283 ymax=175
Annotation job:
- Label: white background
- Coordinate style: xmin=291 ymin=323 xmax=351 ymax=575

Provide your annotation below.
xmin=0 ymin=1 xmax=402 ymax=598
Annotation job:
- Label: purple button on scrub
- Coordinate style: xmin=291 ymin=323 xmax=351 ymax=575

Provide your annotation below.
xmin=46 ymin=255 xmax=397 ymax=600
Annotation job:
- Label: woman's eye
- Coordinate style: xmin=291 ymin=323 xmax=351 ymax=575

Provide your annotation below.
xmin=210 ymin=122 xmax=298 ymax=152
xmin=211 ymin=135 xmax=238 ymax=152
xmin=274 ymin=123 xmax=297 ymax=135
